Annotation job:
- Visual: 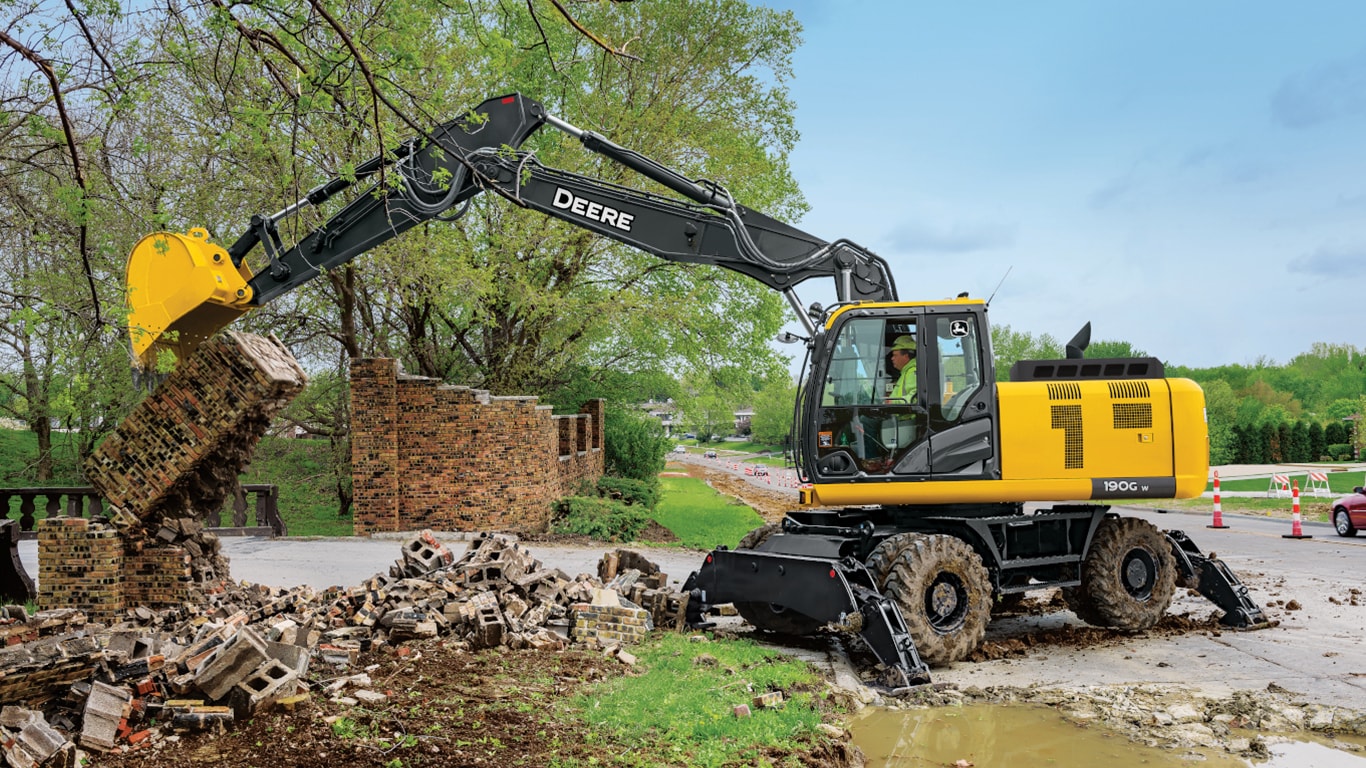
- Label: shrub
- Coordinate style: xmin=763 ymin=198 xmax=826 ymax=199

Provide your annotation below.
xmin=596 ymin=476 xmax=660 ymax=510
xmin=603 ymin=407 xmax=669 ymax=483
xmin=552 ymin=496 xmax=651 ymax=542
xmin=1328 ymin=443 xmax=1352 ymax=461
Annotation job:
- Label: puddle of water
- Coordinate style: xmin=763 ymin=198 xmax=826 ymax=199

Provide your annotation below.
xmin=851 ymin=705 xmax=1366 ymax=768
xmin=1261 ymin=740 xmax=1366 ymax=768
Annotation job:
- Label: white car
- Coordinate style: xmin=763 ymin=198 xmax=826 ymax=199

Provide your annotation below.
xmin=673 ymin=445 xmax=687 ymax=454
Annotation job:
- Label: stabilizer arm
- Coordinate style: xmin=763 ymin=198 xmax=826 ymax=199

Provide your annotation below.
xmin=1166 ymin=530 xmax=1273 ymax=630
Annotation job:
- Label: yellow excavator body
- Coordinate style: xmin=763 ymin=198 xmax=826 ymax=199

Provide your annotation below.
xmin=125 ymin=228 xmax=255 ymax=369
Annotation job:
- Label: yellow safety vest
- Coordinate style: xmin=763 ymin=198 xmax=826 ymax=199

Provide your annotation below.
xmin=890 ymin=362 xmax=916 ymax=403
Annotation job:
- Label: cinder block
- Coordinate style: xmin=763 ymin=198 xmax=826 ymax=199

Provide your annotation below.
xmin=194 ymin=626 xmax=268 ymax=701
xmin=265 ymin=640 xmax=309 ymax=676
xmin=81 ymin=681 xmax=131 ymax=751
xmin=229 ymin=659 xmax=298 ymax=716
xmin=18 ymin=719 xmax=69 ymax=763
xmin=471 ymin=606 xmax=503 ymax=649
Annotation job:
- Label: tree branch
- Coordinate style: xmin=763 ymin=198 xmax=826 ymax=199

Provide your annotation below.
xmin=0 ymin=28 xmax=101 ymax=325
xmin=542 ymin=0 xmax=642 ymax=62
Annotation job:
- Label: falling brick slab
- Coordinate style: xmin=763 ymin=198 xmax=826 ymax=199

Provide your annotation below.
xmin=84 ymin=332 xmax=307 ymax=523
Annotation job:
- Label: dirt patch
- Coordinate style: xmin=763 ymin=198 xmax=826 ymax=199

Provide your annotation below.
xmin=90 ymin=639 xmax=861 ymax=768
xmin=681 ymin=462 xmax=796 ymax=522
xmin=969 ymin=609 xmax=1224 ymax=662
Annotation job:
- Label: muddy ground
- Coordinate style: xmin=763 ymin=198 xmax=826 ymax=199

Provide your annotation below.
xmin=87 ymin=461 xmax=1366 ymax=765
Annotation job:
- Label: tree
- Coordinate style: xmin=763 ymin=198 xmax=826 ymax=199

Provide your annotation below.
xmin=990 ymin=324 xmax=1060 ymax=381
xmin=749 ymin=373 xmax=797 ymax=446
xmin=1203 ymin=380 xmax=1238 ymax=465
xmin=1086 ymin=339 xmax=1147 ymax=359
xmin=1 ymin=0 xmax=804 ymax=508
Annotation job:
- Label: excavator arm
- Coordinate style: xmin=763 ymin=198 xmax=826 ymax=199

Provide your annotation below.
xmin=127 ymin=93 xmax=896 ymax=367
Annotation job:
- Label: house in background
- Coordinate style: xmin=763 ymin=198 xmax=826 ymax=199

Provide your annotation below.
xmin=641 ymin=399 xmax=679 ymax=436
xmin=733 ymin=407 xmax=754 ymax=436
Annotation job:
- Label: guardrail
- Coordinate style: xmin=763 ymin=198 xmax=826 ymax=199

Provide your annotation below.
xmin=0 ymin=484 xmax=285 ymax=538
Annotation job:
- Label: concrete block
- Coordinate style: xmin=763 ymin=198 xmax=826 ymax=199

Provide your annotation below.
xmin=229 ymin=659 xmax=297 ymax=716
xmin=265 ymin=640 xmax=309 ymax=677
xmin=471 ymin=606 xmax=504 ymax=649
xmin=194 ymin=626 xmax=268 ymax=701
xmin=18 ymin=718 xmax=70 ymax=763
xmin=81 ymin=681 xmax=131 ymax=751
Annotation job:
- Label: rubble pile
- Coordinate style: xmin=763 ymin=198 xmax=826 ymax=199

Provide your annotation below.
xmin=0 ymin=532 xmax=689 ymax=764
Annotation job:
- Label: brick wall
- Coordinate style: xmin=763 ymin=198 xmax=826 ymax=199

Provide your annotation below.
xmin=350 ymin=360 xmax=605 ymax=535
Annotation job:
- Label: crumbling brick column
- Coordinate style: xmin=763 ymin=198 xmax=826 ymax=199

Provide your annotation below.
xmin=84 ymin=332 xmax=307 ymax=526
xmin=73 ymin=331 xmax=306 ymax=613
xmin=38 ymin=518 xmax=124 ymax=625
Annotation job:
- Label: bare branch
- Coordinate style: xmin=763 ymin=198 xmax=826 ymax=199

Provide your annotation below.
xmin=545 ymin=0 xmax=642 ymax=62
xmin=0 ymin=28 xmax=101 ymax=325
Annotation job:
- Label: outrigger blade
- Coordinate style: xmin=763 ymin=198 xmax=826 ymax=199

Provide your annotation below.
xmin=683 ymin=548 xmax=931 ymax=689
xmin=126 ymin=228 xmax=255 ymax=370
xmin=1166 ymin=530 xmax=1273 ymax=630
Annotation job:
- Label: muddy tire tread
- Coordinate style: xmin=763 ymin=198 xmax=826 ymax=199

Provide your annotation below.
xmin=1066 ymin=516 xmax=1176 ymax=630
xmin=868 ymin=533 xmax=992 ymax=665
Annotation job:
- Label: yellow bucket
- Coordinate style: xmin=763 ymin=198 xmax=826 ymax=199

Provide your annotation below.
xmin=125 ymin=228 xmax=255 ymax=369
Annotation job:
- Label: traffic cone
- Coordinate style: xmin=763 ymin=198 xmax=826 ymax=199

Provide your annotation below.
xmin=1208 ymin=470 xmax=1229 ymax=529
xmin=1282 ymin=480 xmax=1312 ymax=539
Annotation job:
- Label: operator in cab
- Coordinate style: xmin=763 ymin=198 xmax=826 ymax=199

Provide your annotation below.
xmin=888 ymin=335 xmax=917 ymax=404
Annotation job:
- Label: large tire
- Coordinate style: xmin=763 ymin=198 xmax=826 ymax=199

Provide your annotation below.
xmin=732 ymin=524 xmax=824 ymax=636
xmin=866 ymin=533 xmax=992 ymax=665
xmin=1335 ymin=508 xmax=1359 ymax=537
xmin=1062 ymin=516 xmax=1175 ymax=630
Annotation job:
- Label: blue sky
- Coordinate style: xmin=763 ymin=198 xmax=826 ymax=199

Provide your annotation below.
xmin=762 ymin=1 xmax=1366 ymax=369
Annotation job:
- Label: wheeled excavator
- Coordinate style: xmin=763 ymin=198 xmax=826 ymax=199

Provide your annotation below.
xmin=125 ymin=93 xmax=1269 ymax=688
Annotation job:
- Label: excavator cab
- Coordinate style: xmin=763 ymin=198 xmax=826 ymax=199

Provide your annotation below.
xmin=807 ymin=300 xmax=995 ymax=488
xmin=126 ymin=228 xmax=255 ymax=370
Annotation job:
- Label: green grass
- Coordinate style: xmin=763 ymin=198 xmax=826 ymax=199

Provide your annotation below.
xmin=240 ymin=438 xmax=352 ymax=536
xmin=0 ymin=429 xmax=84 ymax=485
xmin=651 ymin=476 xmax=764 ymax=550
xmin=572 ymin=633 xmax=830 ymax=768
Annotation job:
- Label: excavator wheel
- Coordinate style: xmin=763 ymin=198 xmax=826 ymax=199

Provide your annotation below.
xmin=732 ymin=523 xmax=824 ymax=636
xmin=866 ymin=533 xmax=991 ymax=665
xmin=1062 ymin=516 xmax=1175 ymax=630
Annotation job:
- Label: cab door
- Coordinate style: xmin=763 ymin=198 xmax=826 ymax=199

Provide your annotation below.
xmin=917 ymin=312 xmax=995 ymax=477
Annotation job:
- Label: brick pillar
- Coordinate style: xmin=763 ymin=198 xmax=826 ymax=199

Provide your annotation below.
xmin=580 ymin=399 xmax=605 ymax=450
xmin=350 ymin=359 xmax=400 ymax=535
xmin=38 ymin=518 xmax=124 ymax=625
xmin=123 ymin=546 xmax=193 ymax=609
xmin=556 ymin=416 xmax=573 ymax=456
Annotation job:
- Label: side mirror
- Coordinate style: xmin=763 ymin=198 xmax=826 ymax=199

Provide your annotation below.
xmin=1355 ymin=486 xmax=1364 ymax=495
